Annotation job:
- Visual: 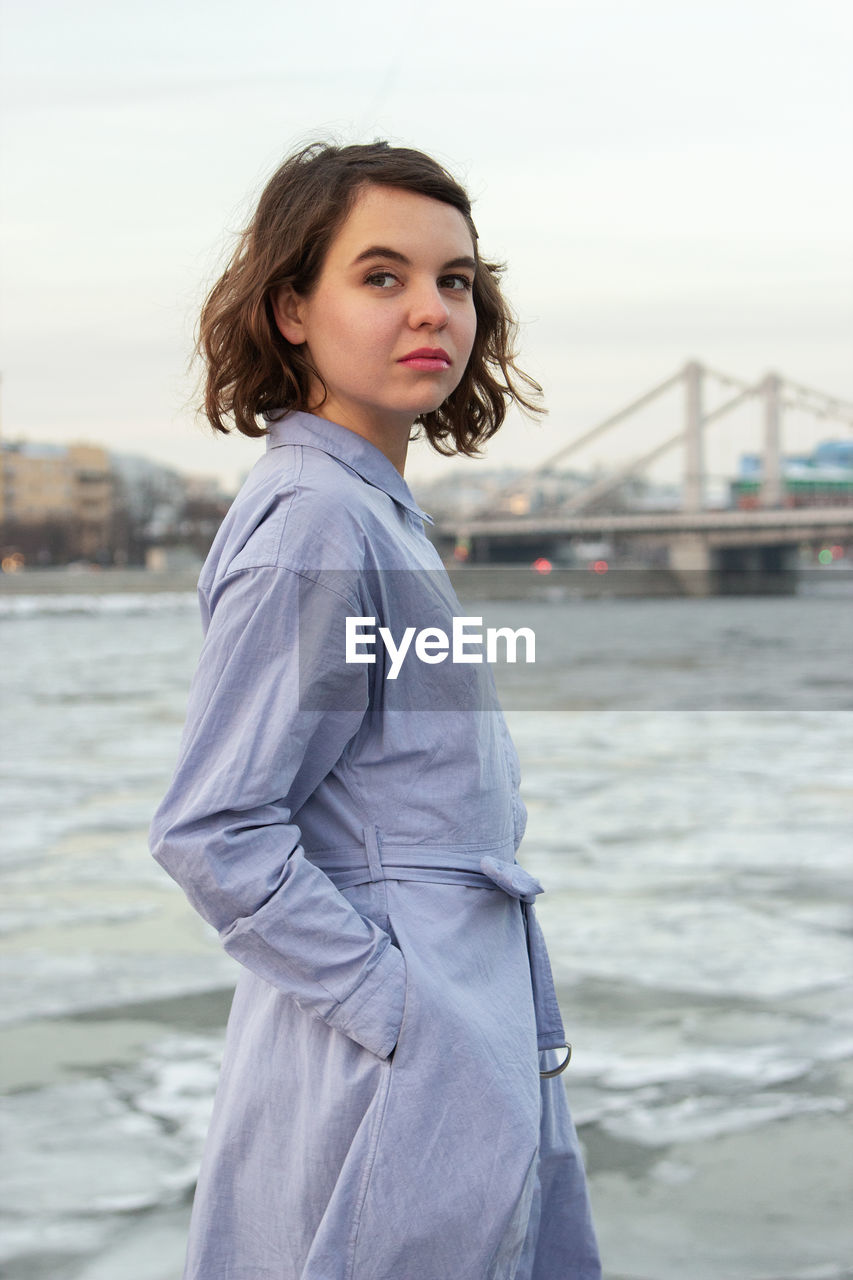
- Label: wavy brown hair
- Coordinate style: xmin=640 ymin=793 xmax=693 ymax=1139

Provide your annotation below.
xmin=197 ymin=141 xmax=544 ymax=456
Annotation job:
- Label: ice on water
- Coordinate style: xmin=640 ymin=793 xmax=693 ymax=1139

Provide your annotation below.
xmin=0 ymin=1032 xmax=222 ymax=1277
xmin=1 ymin=588 xmax=851 ymax=1279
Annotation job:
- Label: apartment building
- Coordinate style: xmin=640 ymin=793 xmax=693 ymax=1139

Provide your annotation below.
xmin=1 ymin=440 xmax=114 ymax=560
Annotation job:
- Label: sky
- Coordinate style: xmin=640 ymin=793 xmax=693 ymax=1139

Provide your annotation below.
xmin=1 ymin=0 xmax=851 ymax=497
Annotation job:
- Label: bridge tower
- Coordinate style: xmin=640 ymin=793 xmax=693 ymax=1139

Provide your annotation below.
xmin=760 ymin=372 xmax=783 ymax=508
xmin=683 ymin=359 xmax=704 ymax=514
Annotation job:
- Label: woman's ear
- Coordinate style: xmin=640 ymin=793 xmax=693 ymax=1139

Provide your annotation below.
xmin=270 ymin=285 xmax=307 ymax=345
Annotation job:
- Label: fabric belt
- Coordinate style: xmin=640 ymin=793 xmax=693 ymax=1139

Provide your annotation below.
xmin=308 ymin=827 xmax=570 ymax=1066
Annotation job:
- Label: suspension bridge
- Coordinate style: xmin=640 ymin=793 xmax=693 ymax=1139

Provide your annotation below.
xmin=436 ymin=360 xmax=853 ymax=594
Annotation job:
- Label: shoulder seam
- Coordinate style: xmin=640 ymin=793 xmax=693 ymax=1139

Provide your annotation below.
xmin=216 ymin=562 xmax=362 ymax=612
xmin=272 ymin=444 xmax=304 ymax=563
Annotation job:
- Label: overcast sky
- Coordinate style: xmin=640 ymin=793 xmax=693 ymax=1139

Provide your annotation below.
xmin=1 ymin=0 xmax=851 ymax=495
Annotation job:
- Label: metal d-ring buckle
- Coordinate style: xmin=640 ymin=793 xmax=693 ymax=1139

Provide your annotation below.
xmin=539 ymin=1043 xmax=572 ymax=1078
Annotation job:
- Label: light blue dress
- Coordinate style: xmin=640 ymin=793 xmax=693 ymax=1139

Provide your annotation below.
xmin=150 ymin=410 xmax=601 ymax=1280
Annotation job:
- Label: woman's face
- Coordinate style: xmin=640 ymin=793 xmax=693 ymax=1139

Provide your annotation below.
xmin=272 ymin=183 xmax=478 ymax=459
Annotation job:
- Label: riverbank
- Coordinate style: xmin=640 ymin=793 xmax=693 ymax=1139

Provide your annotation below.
xmin=2 ymin=563 xmax=850 ymax=598
xmin=0 ymin=568 xmax=202 ymax=595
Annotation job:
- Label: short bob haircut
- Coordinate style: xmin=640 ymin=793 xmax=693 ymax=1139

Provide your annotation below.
xmin=197 ymin=141 xmax=544 ymax=457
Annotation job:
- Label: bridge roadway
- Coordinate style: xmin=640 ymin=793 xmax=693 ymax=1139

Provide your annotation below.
xmin=439 ymin=506 xmax=853 ymax=548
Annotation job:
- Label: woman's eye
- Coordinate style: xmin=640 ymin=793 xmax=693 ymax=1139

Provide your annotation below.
xmin=439 ymin=274 xmax=473 ymax=292
xmin=365 ymin=271 xmax=399 ymax=288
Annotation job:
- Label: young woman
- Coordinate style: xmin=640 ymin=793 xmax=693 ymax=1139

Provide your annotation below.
xmin=150 ymin=141 xmax=600 ymax=1280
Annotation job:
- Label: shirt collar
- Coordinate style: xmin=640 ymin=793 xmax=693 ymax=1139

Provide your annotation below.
xmin=264 ymin=410 xmax=433 ymax=525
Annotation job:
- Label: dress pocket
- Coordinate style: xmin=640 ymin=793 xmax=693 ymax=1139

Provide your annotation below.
xmin=342 ymin=880 xmax=392 ymax=934
xmin=384 ymin=935 xmax=409 ymax=1065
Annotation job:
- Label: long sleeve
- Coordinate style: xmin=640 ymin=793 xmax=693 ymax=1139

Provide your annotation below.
xmin=149 ymin=563 xmax=405 ymax=1059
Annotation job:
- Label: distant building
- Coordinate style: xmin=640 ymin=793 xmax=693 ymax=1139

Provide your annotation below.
xmin=68 ymin=444 xmax=114 ymax=553
xmin=1 ymin=437 xmax=233 ymax=567
xmin=733 ymin=440 xmax=853 ymax=508
xmin=1 ymin=440 xmax=114 ymax=561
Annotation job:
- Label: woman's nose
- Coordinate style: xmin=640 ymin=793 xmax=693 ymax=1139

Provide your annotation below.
xmin=409 ymin=282 xmax=450 ymax=329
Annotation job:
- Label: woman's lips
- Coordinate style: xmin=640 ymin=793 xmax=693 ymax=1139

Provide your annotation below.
xmin=398 ymin=347 xmax=451 ymax=370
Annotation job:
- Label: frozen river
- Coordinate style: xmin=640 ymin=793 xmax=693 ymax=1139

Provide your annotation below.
xmin=1 ymin=583 xmax=851 ymax=1279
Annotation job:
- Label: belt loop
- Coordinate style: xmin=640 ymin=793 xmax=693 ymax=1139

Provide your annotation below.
xmin=363 ymin=825 xmax=384 ymax=883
